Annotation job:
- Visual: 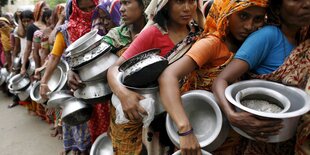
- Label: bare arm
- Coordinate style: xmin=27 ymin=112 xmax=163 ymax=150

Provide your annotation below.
xmin=20 ymin=40 xmax=32 ymax=74
xmin=17 ymin=18 xmax=26 ymax=37
xmin=12 ymin=37 xmax=20 ymax=63
xmin=107 ymin=56 xmax=146 ymax=121
xmin=159 ymin=55 xmax=201 ymax=153
xmin=33 ymin=41 xmax=41 ymax=68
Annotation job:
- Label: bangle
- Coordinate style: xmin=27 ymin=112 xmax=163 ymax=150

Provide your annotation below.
xmin=177 ymin=128 xmax=194 ymax=136
xmin=40 ymin=83 xmax=47 ymax=86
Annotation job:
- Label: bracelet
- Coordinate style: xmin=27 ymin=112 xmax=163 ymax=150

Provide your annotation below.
xmin=40 ymin=83 xmax=48 ymax=86
xmin=177 ymin=128 xmax=194 ymax=136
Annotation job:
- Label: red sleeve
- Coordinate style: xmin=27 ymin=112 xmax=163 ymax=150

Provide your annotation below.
xmin=122 ymin=26 xmax=157 ymax=59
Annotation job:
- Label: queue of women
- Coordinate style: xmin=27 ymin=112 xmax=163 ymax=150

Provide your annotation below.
xmin=0 ymin=0 xmax=309 ymax=154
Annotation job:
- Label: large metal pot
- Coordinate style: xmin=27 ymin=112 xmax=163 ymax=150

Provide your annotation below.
xmin=65 ymin=29 xmax=102 ymax=56
xmin=47 ymin=90 xmax=73 ymax=108
xmin=119 ymin=48 xmax=168 ymax=88
xmin=225 ymin=79 xmax=310 ymax=142
xmin=166 ymin=90 xmax=229 ymax=152
xmin=40 ymin=66 xmax=64 ymax=92
xmin=16 ymin=83 xmax=32 ymax=101
xmin=113 ymin=72 xmax=165 ymax=114
xmin=8 ymin=74 xmax=31 ymax=91
xmin=90 ymin=133 xmax=113 ymax=155
xmin=73 ymin=78 xmax=112 ymax=100
xmin=30 ymin=81 xmax=47 ymax=104
xmin=61 ymin=97 xmax=93 ymax=126
xmin=75 ymin=51 xmax=118 ymax=82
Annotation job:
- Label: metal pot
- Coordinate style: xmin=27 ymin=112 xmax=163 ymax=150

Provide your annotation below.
xmin=75 ymin=51 xmax=118 ymax=82
xmin=12 ymin=57 xmax=21 ymax=71
xmin=166 ymin=90 xmax=229 ymax=152
xmin=16 ymin=83 xmax=32 ymax=101
xmin=235 ymin=87 xmax=291 ymax=114
xmin=55 ymin=58 xmax=70 ymax=91
xmin=61 ymin=97 xmax=93 ymax=126
xmin=47 ymin=90 xmax=73 ymax=108
xmin=26 ymin=58 xmax=36 ymax=76
xmin=8 ymin=74 xmax=31 ymax=91
xmin=119 ymin=48 xmax=168 ymax=88
xmin=30 ymin=81 xmax=47 ymax=104
xmin=0 ymin=67 xmax=9 ymax=78
xmin=40 ymin=66 xmax=64 ymax=92
xmin=90 ymin=133 xmax=113 ymax=155
xmin=73 ymin=79 xmax=112 ymax=100
xmin=225 ymin=79 xmax=310 ymax=142
xmin=65 ymin=29 xmax=102 ymax=56
xmin=113 ymin=72 xmax=165 ymax=114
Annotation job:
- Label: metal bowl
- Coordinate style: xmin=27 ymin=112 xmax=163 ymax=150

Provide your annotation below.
xmin=12 ymin=57 xmax=21 ymax=70
xmin=235 ymin=87 xmax=291 ymax=114
xmin=55 ymin=59 xmax=69 ymax=91
xmin=166 ymin=90 xmax=229 ymax=151
xmin=75 ymin=51 xmax=118 ymax=82
xmin=8 ymin=74 xmax=31 ymax=91
xmin=61 ymin=97 xmax=93 ymax=126
xmin=173 ymin=150 xmax=211 ymax=155
xmin=225 ymin=79 xmax=310 ymax=142
xmin=40 ymin=66 xmax=63 ymax=92
xmin=0 ymin=67 xmax=9 ymax=78
xmin=90 ymin=133 xmax=113 ymax=155
xmin=17 ymin=83 xmax=32 ymax=101
xmin=74 ymin=78 xmax=112 ymax=100
xmin=26 ymin=58 xmax=36 ymax=76
xmin=65 ymin=29 xmax=102 ymax=56
xmin=47 ymin=90 xmax=73 ymax=108
xmin=30 ymin=81 xmax=47 ymax=104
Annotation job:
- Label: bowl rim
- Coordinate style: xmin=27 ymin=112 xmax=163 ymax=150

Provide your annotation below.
xmin=225 ymin=79 xmax=310 ymax=118
xmin=166 ymin=90 xmax=223 ymax=148
xmin=90 ymin=132 xmax=112 ymax=155
xmin=65 ymin=29 xmax=98 ymax=53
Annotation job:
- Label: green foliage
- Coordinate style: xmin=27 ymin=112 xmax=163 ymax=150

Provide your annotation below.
xmin=0 ymin=0 xmax=8 ymax=7
xmin=34 ymin=0 xmax=66 ymax=9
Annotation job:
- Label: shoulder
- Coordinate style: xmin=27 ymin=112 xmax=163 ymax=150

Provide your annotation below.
xmin=249 ymin=25 xmax=281 ymax=38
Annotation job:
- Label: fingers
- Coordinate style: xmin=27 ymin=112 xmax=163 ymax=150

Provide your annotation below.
xmin=137 ymin=104 xmax=147 ymax=116
xmin=68 ymin=71 xmax=83 ymax=90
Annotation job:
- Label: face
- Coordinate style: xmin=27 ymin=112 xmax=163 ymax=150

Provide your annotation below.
xmin=98 ymin=9 xmax=116 ymax=31
xmin=167 ymin=0 xmax=197 ymax=26
xmin=119 ymin=0 xmax=144 ymax=25
xmin=228 ymin=6 xmax=266 ymax=42
xmin=280 ymin=0 xmax=310 ymax=27
xmin=78 ymin=0 xmax=96 ymax=12
xmin=22 ymin=18 xmax=33 ymax=27
xmin=0 ymin=21 xmax=8 ymax=28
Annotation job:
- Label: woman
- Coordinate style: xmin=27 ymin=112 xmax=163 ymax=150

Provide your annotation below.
xmin=20 ymin=1 xmax=49 ymax=74
xmin=0 ymin=17 xmax=13 ymax=72
xmin=158 ymin=0 xmax=267 ymax=154
xmin=212 ymin=0 xmax=310 ymax=154
xmin=39 ymin=0 xmax=98 ymax=154
xmin=106 ymin=0 xmax=203 ymax=154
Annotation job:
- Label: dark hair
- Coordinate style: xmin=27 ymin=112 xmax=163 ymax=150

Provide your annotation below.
xmin=20 ymin=10 xmax=34 ymax=20
xmin=42 ymin=8 xmax=52 ymax=24
xmin=153 ymin=6 xmax=169 ymax=30
xmin=266 ymin=0 xmax=282 ymax=25
xmin=136 ymin=0 xmax=145 ymax=8
xmin=13 ymin=11 xmax=19 ymax=24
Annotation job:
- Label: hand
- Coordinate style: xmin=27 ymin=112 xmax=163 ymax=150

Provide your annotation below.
xmin=179 ymin=132 xmax=201 ymax=155
xmin=20 ymin=66 xmax=26 ymax=75
xmin=40 ymin=84 xmax=51 ymax=99
xmin=67 ymin=70 xmax=84 ymax=91
xmin=119 ymin=90 xmax=147 ymax=121
xmin=229 ymin=111 xmax=283 ymax=141
xmin=34 ymin=66 xmax=45 ymax=80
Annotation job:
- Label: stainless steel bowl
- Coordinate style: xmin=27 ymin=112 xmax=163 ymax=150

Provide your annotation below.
xmin=73 ymin=79 xmax=112 ymax=100
xmin=65 ymin=29 xmax=102 ymax=56
xmin=166 ymin=90 xmax=229 ymax=152
xmin=75 ymin=51 xmax=118 ymax=82
xmin=90 ymin=133 xmax=113 ymax=155
xmin=30 ymin=81 xmax=47 ymax=104
xmin=235 ymin=87 xmax=291 ymax=114
xmin=17 ymin=83 xmax=32 ymax=101
xmin=173 ymin=150 xmax=211 ymax=155
xmin=47 ymin=90 xmax=73 ymax=108
xmin=39 ymin=66 xmax=63 ymax=92
xmin=225 ymin=79 xmax=310 ymax=142
xmin=12 ymin=57 xmax=21 ymax=70
xmin=55 ymin=59 xmax=69 ymax=91
xmin=61 ymin=97 xmax=93 ymax=126
xmin=0 ymin=67 xmax=9 ymax=78
xmin=8 ymin=74 xmax=31 ymax=91
xmin=26 ymin=58 xmax=36 ymax=76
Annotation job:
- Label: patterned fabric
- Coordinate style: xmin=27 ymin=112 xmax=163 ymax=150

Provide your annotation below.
xmin=102 ymin=24 xmax=132 ymax=50
xmin=33 ymin=1 xmax=46 ymax=21
xmin=92 ymin=0 xmax=121 ymax=36
xmin=202 ymin=0 xmax=268 ymax=38
xmin=88 ymin=101 xmax=110 ymax=143
xmin=67 ymin=0 xmax=98 ymax=43
xmin=63 ymin=123 xmax=91 ymax=151
xmin=0 ymin=17 xmax=13 ymax=52
xmin=181 ymin=53 xmax=234 ymax=92
xmin=248 ymin=39 xmax=310 ymax=155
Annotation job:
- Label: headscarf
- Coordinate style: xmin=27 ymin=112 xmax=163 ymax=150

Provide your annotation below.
xmin=0 ymin=17 xmax=13 ymax=52
xmin=67 ymin=0 xmax=99 ymax=43
xmin=92 ymin=0 xmax=121 ymax=36
xmin=33 ymin=1 xmax=46 ymax=21
xmin=203 ymin=0 xmax=268 ymax=38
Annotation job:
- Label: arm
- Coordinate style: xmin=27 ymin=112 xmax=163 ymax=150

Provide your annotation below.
xmin=20 ymin=40 xmax=32 ymax=74
xmin=12 ymin=37 xmax=20 ymax=60
xmin=159 ymin=55 xmax=201 ymax=154
xmin=32 ymin=34 xmax=41 ymax=68
xmin=17 ymin=16 xmax=26 ymax=37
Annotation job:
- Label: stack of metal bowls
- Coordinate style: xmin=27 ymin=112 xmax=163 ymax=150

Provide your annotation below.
xmin=65 ymin=29 xmax=117 ymax=102
xmin=225 ymin=79 xmax=310 ymax=142
xmin=166 ymin=90 xmax=229 ymax=152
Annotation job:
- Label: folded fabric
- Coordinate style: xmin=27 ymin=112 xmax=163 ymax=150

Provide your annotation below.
xmin=114 ymin=97 xmax=155 ymax=128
